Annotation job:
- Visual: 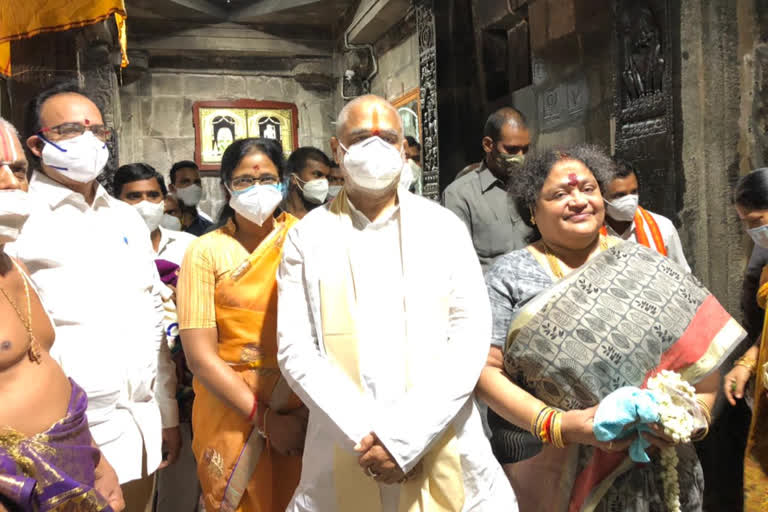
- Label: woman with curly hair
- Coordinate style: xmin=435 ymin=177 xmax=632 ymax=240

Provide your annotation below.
xmin=475 ymin=144 xmax=742 ymax=511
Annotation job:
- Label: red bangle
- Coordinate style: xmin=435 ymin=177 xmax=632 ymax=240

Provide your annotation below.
xmin=247 ymin=395 xmax=258 ymax=423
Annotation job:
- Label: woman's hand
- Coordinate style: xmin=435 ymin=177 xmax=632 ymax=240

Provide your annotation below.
xmin=561 ymin=405 xmax=636 ymax=453
xmin=724 ymin=364 xmax=752 ymax=406
xmin=267 ymin=409 xmax=307 ymax=456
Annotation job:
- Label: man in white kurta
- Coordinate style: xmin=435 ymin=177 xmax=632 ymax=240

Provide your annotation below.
xmin=277 ymin=95 xmax=515 ymax=511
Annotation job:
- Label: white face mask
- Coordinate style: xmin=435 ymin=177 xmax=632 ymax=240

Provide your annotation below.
xmin=327 ymin=185 xmax=343 ymax=202
xmin=748 ymin=224 xmax=768 ymax=249
xmin=0 ymin=189 xmax=31 ymax=245
xmin=41 ymin=131 xmax=109 ymax=183
xmin=296 ymin=176 xmax=329 ymax=205
xmin=132 ymin=200 xmax=164 ymax=232
xmin=605 ymin=194 xmax=639 ymax=222
xmin=160 ymin=214 xmax=182 ymax=231
xmin=337 ymin=136 xmax=404 ymax=194
xmin=229 ymin=184 xmax=283 ymax=226
xmin=399 ymin=159 xmax=422 ymax=191
xmin=175 ymin=184 xmax=203 ymax=206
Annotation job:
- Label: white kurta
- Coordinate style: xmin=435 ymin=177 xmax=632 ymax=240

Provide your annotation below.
xmin=7 ymin=172 xmax=178 ymax=483
xmin=277 ymin=191 xmax=516 ymax=511
xmin=606 ymin=209 xmax=690 ymax=272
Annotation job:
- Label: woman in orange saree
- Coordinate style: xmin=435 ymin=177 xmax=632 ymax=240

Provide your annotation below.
xmin=177 ymin=138 xmax=305 ymax=512
xmin=727 ymin=168 xmax=768 ymax=511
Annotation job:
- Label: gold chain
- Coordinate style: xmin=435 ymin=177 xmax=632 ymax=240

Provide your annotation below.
xmin=0 ymin=259 xmax=42 ymax=364
xmin=542 ymin=235 xmax=609 ymax=279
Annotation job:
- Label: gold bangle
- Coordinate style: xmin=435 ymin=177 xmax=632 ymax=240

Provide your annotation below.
xmin=696 ymin=398 xmax=712 ymax=425
xmin=552 ymin=411 xmax=566 ymax=448
xmin=735 ymin=356 xmax=757 ymax=373
xmin=530 ymin=407 xmax=550 ymax=441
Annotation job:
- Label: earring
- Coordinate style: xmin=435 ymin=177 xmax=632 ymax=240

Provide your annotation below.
xmin=530 ymin=209 xmax=536 ymax=225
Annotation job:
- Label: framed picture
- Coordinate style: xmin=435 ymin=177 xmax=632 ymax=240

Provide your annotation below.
xmin=193 ymin=100 xmax=299 ymax=172
xmin=391 ymin=88 xmax=421 ymax=144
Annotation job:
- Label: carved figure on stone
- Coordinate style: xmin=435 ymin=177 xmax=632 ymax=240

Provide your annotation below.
xmin=619 ymin=3 xmax=664 ymax=100
xmin=341 ymin=48 xmax=374 ymax=98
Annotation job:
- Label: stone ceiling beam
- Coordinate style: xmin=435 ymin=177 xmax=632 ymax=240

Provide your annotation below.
xmin=165 ymin=0 xmax=229 ymax=20
xmin=229 ymin=0 xmax=322 ymax=22
xmin=347 ymin=0 xmax=411 ymax=44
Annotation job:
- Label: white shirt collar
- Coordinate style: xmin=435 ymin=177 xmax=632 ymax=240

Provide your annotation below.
xmin=345 ymin=193 xmax=400 ymax=230
xmin=30 ymin=171 xmax=112 ymax=210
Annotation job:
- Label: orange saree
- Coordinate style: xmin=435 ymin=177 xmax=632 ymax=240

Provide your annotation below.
xmin=188 ymin=213 xmax=302 ymax=512
xmin=744 ymin=267 xmax=768 ymax=510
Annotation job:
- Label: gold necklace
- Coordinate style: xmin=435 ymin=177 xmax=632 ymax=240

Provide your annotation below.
xmin=541 ymin=235 xmax=609 ymax=279
xmin=0 ymin=259 xmax=42 ymax=364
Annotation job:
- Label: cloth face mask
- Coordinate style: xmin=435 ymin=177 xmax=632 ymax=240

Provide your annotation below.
xmin=229 ymin=184 xmax=283 ymax=226
xmin=175 ymin=184 xmax=203 ymax=207
xmin=327 ymin=185 xmax=342 ymax=202
xmin=40 ymin=131 xmax=109 ymax=184
xmin=748 ymin=224 xmax=768 ymax=249
xmin=338 ymin=136 xmax=404 ymax=192
xmin=297 ymin=176 xmax=329 ymax=205
xmin=160 ymin=214 xmax=182 ymax=231
xmin=496 ymin=152 xmax=525 ymax=176
xmin=605 ymin=194 xmax=640 ymax=222
xmin=133 ymin=200 xmax=164 ymax=232
xmin=0 ymin=189 xmax=31 ymax=244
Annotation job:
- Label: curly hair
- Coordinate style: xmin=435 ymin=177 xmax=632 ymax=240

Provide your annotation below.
xmin=510 ymin=144 xmax=616 ymax=242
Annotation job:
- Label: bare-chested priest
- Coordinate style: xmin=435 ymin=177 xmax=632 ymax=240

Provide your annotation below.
xmin=0 ymin=118 xmax=124 ymax=512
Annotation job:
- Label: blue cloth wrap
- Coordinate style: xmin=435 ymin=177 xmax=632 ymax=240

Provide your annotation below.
xmin=592 ymin=387 xmax=661 ymax=463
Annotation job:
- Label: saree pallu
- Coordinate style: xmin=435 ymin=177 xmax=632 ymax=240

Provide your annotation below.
xmin=743 ymin=268 xmax=768 ymax=510
xmin=192 ymin=214 xmax=303 ymax=512
xmin=0 ymin=379 xmax=111 ymax=511
xmin=501 ymin=241 xmax=743 ymax=512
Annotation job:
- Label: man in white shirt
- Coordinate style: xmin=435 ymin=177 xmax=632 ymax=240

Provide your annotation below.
xmin=602 ymin=160 xmax=690 ymax=271
xmin=277 ymin=94 xmax=516 ymax=511
xmin=112 ymin=162 xmax=199 ymax=512
xmin=7 ymin=83 xmax=178 ymax=512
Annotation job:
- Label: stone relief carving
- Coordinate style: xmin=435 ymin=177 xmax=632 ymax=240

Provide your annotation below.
xmin=619 ymin=3 xmax=665 ymax=101
xmin=416 ymin=0 xmax=439 ymax=201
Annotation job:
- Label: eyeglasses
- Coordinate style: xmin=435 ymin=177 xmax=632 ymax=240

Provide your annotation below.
xmin=230 ymin=175 xmax=280 ymax=191
xmin=39 ymin=122 xmax=111 ymax=142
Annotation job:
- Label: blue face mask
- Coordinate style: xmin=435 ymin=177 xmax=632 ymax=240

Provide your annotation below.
xmin=232 ymin=182 xmax=284 ymax=196
xmin=748 ymin=224 xmax=768 ymax=248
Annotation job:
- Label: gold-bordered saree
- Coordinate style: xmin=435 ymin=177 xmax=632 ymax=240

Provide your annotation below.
xmin=192 ymin=213 xmax=303 ymax=512
xmin=501 ymin=241 xmax=743 ymax=512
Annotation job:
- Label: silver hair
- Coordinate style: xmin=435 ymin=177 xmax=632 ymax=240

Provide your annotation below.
xmin=335 ymin=94 xmax=402 ymax=138
xmin=0 ymin=117 xmax=19 ymax=137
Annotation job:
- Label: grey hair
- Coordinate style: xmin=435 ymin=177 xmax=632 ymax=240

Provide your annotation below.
xmin=0 ymin=117 xmax=19 ymax=137
xmin=335 ymin=94 xmax=402 ymax=138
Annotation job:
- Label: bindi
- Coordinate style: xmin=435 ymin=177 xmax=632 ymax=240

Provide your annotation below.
xmin=568 ymin=173 xmax=579 ymax=186
xmin=252 ymin=165 xmax=260 ymax=171
xmin=0 ymin=340 xmax=11 ymax=351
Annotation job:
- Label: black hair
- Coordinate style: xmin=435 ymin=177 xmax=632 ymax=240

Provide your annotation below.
xmin=511 ymin=144 xmax=616 ymax=242
xmin=25 ymin=81 xmax=104 ymax=139
xmin=613 ymin=159 xmax=637 ymax=179
xmin=734 ymin=168 xmax=768 ymax=211
xmin=216 ymin=137 xmax=285 ymax=227
xmin=112 ymin=163 xmax=167 ymax=198
xmin=405 ymin=136 xmax=421 ymax=151
xmin=483 ymin=107 xmax=527 ymax=142
xmin=286 ymin=147 xmax=332 ymax=177
xmin=169 ymin=160 xmax=199 ymax=185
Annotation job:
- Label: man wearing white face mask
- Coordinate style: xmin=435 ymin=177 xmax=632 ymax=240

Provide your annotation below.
xmin=602 ymin=159 xmax=690 ymax=271
xmin=283 ymin=146 xmax=332 ymax=219
xmin=113 ymin=162 xmax=199 ymax=512
xmin=169 ymin=160 xmax=213 ymax=236
xmin=277 ymin=95 xmax=515 ymax=511
xmin=7 ymin=83 xmax=179 ymax=512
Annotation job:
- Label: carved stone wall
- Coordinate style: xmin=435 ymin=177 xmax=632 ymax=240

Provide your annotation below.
xmin=416 ymin=0 xmax=440 ymax=200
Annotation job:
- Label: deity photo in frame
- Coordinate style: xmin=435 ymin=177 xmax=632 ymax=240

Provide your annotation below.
xmin=193 ymin=100 xmax=299 ymax=172
xmin=391 ymin=88 xmax=421 ymax=145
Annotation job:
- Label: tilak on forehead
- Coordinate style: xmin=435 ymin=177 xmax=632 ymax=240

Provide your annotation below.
xmin=0 ymin=122 xmax=20 ymax=165
xmin=371 ymin=107 xmax=380 ymax=136
xmin=568 ymin=173 xmax=579 ymax=186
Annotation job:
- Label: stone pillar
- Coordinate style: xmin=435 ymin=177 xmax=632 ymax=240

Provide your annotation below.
xmin=415 ymin=0 xmax=440 ymax=200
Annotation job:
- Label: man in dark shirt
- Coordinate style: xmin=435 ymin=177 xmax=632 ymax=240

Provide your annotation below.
xmin=442 ymin=107 xmax=532 ymax=272
xmin=168 ymin=161 xmax=213 ymax=236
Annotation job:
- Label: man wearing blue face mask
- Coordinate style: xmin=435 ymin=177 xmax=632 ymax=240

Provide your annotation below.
xmin=277 ymin=95 xmax=516 ymax=511
xmin=602 ymin=159 xmax=690 ymax=271
xmin=6 ymin=82 xmax=179 ymax=512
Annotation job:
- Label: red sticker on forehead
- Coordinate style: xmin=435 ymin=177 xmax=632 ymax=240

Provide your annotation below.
xmin=252 ymin=165 xmax=260 ymax=170
xmin=84 ymin=119 xmax=90 ymax=125
xmin=371 ymin=108 xmax=380 ymax=136
xmin=568 ymin=173 xmax=579 ymax=186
